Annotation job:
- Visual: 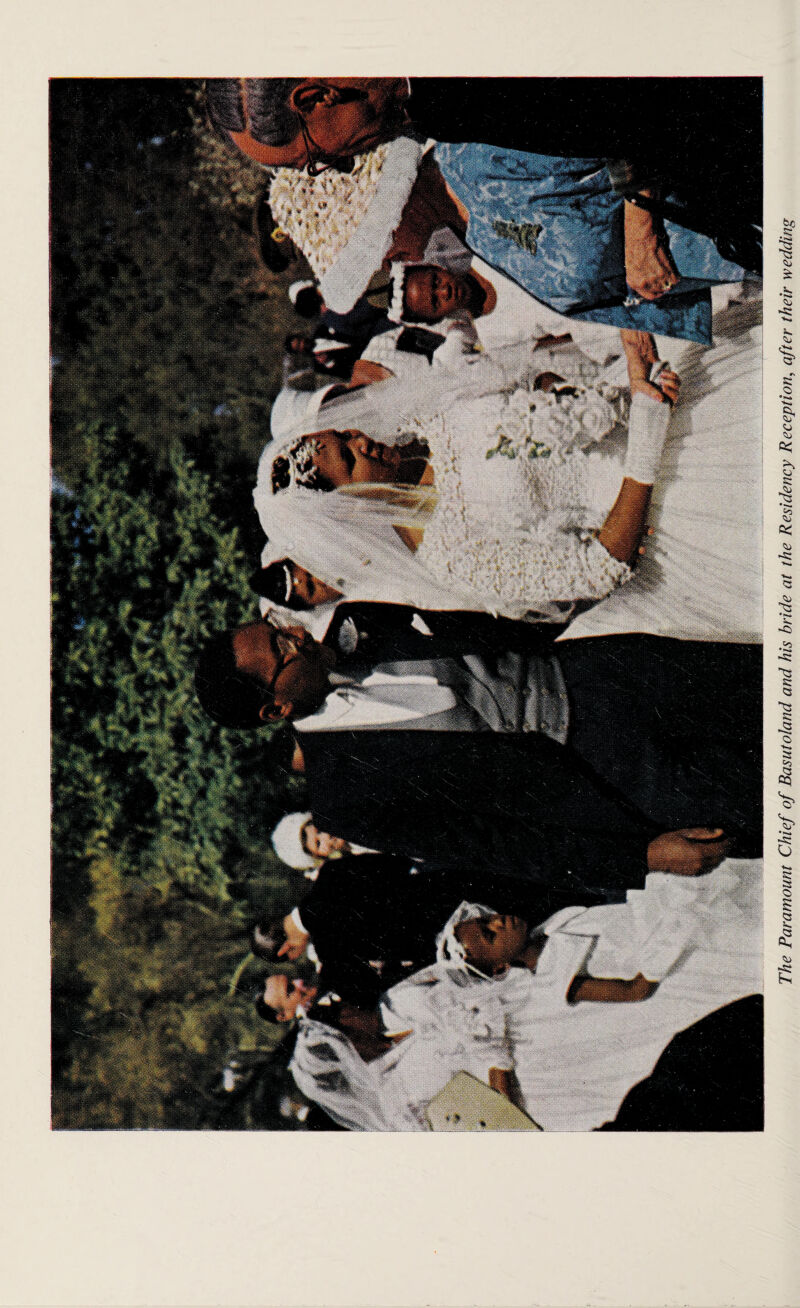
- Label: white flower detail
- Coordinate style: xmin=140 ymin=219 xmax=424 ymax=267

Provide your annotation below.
xmin=477 ymin=383 xmax=629 ymax=466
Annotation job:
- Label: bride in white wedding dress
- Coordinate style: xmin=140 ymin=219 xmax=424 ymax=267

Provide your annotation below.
xmin=255 ymin=289 xmax=761 ymax=642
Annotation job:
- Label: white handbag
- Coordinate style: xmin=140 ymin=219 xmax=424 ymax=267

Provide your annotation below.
xmin=425 ymin=1071 xmax=542 ymax=1131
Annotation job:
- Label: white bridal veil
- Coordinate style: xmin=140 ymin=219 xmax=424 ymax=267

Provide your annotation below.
xmin=253 ymin=338 xmax=577 ymax=621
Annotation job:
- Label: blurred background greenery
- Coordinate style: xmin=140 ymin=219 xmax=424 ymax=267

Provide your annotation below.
xmin=51 ymin=79 xmax=315 ymax=1129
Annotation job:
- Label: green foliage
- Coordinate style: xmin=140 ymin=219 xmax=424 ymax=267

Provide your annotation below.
xmin=184 ymin=83 xmax=268 ymax=220
xmin=52 ymin=858 xmax=289 ymax=1130
xmin=50 ymin=80 xmax=300 ymax=492
xmin=52 ymin=420 xmax=303 ymax=901
xmin=50 ymin=80 xmax=311 ymax=1128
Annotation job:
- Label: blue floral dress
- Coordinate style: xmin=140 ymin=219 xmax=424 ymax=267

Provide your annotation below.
xmin=433 ymin=142 xmax=750 ymax=345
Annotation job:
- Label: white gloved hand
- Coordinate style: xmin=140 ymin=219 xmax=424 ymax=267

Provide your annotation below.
xmin=623 ymin=364 xmax=673 ymax=484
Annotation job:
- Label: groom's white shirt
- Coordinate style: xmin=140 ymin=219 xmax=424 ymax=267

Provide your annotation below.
xmin=292 ymin=607 xmax=570 ymax=738
xmin=293 ymin=670 xmax=459 ymax=733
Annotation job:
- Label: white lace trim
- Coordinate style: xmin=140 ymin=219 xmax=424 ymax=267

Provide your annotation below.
xmin=406 ymin=383 xmax=634 ymax=613
xmin=269 ymin=136 xmax=425 ymax=313
xmin=418 ymin=511 xmax=632 ymax=612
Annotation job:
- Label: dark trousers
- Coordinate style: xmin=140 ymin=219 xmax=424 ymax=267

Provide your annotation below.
xmin=601 ymin=996 xmax=764 ymax=1131
xmin=560 ymin=637 xmax=763 ymax=854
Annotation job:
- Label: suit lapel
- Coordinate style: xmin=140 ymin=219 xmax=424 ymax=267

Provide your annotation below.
xmin=324 ymin=602 xmax=470 ymax=666
xmin=324 ymin=601 xmax=557 ymax=665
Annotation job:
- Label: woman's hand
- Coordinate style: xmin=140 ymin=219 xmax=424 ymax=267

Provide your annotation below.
xmin=623 ymin=193 xmax=681 ymax=301
xmin=636 ymin=367 xmax=680 ymax=406
xmin=621 ymin=329 xmax=680 ymax=405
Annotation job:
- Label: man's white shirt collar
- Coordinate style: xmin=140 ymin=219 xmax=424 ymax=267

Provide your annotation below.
xmin=294 ymin=670 xmax=457 ymax=732
xmin=313 ymin=337 xmax=349 ymax=352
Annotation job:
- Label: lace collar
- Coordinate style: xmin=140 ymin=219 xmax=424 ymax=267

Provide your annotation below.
xmin=269 ymin=136 xmax=425 ymax=312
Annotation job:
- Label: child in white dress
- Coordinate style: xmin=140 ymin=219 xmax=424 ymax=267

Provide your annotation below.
xmin=289 ymin=859 xmax=762 ymax=1131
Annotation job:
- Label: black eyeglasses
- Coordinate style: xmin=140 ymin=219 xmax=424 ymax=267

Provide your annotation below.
xmin=260 ymin=619 xmax=311 ymax=697
xmin=295 ymin=113 xmax=356 ymax=178
xmin=293 ymin=85 xmax=370 ymax=177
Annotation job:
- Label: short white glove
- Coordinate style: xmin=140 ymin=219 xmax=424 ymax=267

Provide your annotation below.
xmin=623 ymin=367 xmax=673 ymax=484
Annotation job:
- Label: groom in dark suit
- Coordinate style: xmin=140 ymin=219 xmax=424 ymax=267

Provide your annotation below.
xmin=195 ymin=602 xmax=761 ymax=897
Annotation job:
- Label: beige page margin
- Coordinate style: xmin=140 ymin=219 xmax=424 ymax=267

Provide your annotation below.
xmin=1 ymin=1 xmax=798 ymax=1304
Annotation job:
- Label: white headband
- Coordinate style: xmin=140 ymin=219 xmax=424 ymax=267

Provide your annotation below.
xmin=436 ymin=901 xmax=497 ymax=976
xmin=387 ymin=261 xmax=409 ymax=323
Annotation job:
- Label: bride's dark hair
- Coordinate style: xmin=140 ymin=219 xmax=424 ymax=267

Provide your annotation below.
xmin=270 ymin=452 xmax=335 ymax=495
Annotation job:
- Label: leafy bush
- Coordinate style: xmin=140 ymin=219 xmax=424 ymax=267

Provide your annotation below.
xmin=52 ymin=421 xmax=303 ymax=901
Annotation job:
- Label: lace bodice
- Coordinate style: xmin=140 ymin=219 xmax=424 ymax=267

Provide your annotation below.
xmin=408 ymin=380 xmax=633 ymax=614
xmin=381 ymin=965 xmax=511 ymax=1058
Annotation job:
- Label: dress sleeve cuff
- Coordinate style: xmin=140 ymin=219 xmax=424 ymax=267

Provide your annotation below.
xmin=584 ymin=536 xmax=633 ymax=593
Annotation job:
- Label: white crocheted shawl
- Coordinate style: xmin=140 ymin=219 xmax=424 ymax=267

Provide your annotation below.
xmin=268 ymin=136 xmax=425 ymax=312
